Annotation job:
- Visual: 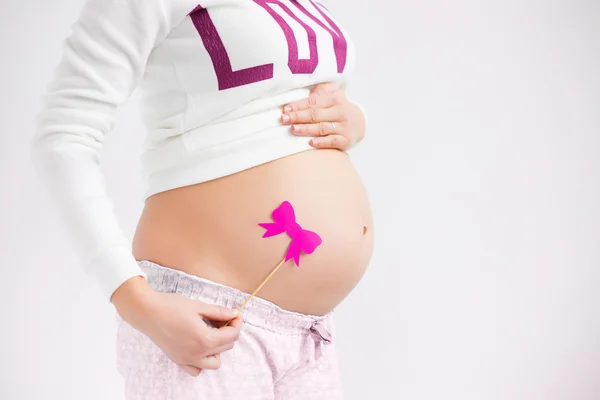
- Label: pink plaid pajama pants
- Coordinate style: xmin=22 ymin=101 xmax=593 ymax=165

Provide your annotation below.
xmin=115 ymin=260 xmax=344 ymax=399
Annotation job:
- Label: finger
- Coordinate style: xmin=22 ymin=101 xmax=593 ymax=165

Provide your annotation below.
xmin=290 ymin=121 xmax=342 ymax=137
xmin=210 ymin=314 xmax=240 ymax=328
xmin=205 ymin=318 xmax=241 ymax=347
xmin=309 ymin=134 xmax=351 ymax=151
xmin=181 ymin=364 xmax=202 ymax=377
xmin=282 ymin=106 xmax=346 ymax=125
xmin=210 ymin=341 xmax=236 ymax=355
xmin=182 ymin=342 xmax=235 ymax=368
xmin=197 ymin=303 xmax=240 ymax=322
xmin=193 ymin=354 xmax=222 ymax=370
xmin=283 ymin=92 xmax=336 ymax=113
xmin=226 ymin=315 xmax=243 ymax=330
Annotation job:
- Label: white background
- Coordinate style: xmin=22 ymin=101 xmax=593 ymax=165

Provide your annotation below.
xmin=2 ymin=0 xmax=599 ymax=399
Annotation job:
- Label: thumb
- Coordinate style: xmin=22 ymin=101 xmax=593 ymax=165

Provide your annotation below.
xmin=197 ymin=302 xmax=239 ymax=321
xmin=311 ymin=82 xmax=338 ymax=96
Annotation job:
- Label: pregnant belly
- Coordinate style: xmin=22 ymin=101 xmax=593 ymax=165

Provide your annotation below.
xmin=132 ymin=149 xmax=374 ymax=316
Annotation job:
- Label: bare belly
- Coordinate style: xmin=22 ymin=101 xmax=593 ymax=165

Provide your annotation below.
xmin=132 ymin=149 xmax=373 ymax=316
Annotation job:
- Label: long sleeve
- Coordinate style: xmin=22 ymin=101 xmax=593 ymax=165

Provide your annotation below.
xmin=30 ymin=0 xmax=173 ymax=301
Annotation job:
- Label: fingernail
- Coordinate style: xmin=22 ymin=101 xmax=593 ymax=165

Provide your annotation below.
xmin=291 ymin=125 xmax=300 ymax=133
xmin=310 ymin=138 xmax=320 ymax=146
xmin=281 ymin=114 xmax=290 ymax=123
xmin=230 ymin=309 xmax=239 ymax=316
xmin=284 ymin=106 xmax=292 ymax=112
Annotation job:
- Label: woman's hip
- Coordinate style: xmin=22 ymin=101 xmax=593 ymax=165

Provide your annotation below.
xmin=115 ymin=260 xmax=345 ymax=400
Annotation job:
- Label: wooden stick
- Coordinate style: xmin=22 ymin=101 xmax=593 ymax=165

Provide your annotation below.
xmin=221 ymin=256 xmax=287 ymax=327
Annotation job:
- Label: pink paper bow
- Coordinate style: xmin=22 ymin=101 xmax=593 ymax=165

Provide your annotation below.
xmin=258 ymin=201 xmax=322 ymax=266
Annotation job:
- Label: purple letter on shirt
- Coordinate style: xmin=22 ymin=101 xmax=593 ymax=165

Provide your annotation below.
xmin=292 ymin=0 xmax=347 ymax=73
xmin=189 ymin=5 xmax=274 ymax=90
xmin=253 ymin=0 xmax=319 ymax=74
xmin=189 ymin=1 xmax=348 ymax=89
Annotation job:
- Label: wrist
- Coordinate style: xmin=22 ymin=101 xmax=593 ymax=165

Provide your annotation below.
xmin=348 ymin=101 xmax=366 ymax=145
xmin=111 ymin=276 xmax=158 ymax=326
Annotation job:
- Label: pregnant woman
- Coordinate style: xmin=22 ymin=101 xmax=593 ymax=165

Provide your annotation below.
xmin=31 ymin=0 xmax=373 ymax=398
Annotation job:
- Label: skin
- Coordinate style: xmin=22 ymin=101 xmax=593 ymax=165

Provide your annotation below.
xmin=282 ymin=83 xmax=366 ymax=151
xmin=111 ymin=83 xmax=371 ymax=376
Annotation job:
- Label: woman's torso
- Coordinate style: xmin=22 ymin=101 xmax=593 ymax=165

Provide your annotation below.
xmin=132 ymin=149 xmax=373 ymax=316
xmin=132 ymin=1 xmax=371 ymax=315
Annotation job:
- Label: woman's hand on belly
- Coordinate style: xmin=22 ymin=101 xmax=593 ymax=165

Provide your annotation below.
xmin=112 ymin=278 xmax=242 ymax=376
xmin=280 ymin=83 xmax=366 ymax=150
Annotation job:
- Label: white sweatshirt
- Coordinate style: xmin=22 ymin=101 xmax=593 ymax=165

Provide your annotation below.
xmin=31 ymin=0 xmax=360 ymax=300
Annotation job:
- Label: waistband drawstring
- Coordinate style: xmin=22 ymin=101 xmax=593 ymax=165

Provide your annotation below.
xmin=309 ymin=318 xmax=332 ymax=344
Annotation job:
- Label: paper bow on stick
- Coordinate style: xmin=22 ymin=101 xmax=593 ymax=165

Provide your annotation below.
xmin=259 ymin=201 xmax=322 ymax=266
xmin=223 ymin=201 xmax=322 ymax=325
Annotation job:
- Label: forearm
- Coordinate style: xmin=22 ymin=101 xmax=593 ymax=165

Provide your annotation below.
xmin=31 ymin=0 xmax=174 ymax=301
